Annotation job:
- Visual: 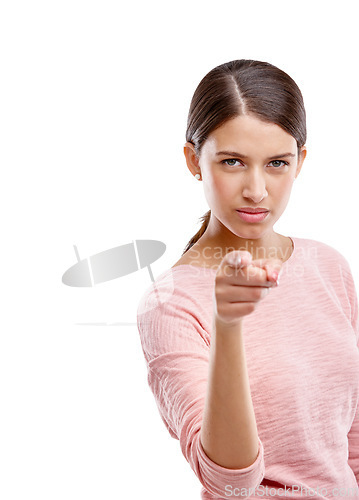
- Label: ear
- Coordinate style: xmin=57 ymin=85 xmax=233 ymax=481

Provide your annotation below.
xmin=183 ymin=142 xmax=201 ymax=178
xmin=294 ymin=145 xmax=307 ymax=179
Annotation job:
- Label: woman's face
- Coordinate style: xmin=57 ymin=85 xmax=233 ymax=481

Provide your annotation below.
xmin=191 ymin=114 xmax=307 ymax=241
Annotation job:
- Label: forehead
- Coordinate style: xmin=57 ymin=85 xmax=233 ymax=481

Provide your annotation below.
xmin=202 ymin=115 xmax=296 ymax=156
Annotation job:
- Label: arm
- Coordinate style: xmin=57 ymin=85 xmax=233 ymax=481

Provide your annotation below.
xmin=137 ymin=275 xmax=265 ymax=498
xmin=200 ymin=316 xmax=260 ymax=469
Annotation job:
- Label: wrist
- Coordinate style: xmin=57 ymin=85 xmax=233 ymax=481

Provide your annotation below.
xmin=213 ymin=315 xmax=243 ymax=333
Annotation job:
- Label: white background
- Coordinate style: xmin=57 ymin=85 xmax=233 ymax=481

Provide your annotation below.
xmin=1 ymin=1 xmax=358 ymax=499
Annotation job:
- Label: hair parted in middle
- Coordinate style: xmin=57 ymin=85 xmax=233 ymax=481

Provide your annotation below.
xmin=182 ymin=59 xmax=307 ymax=255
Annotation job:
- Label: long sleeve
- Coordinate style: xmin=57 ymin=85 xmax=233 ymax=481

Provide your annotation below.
xmin=137 ymin=238 xmax=359 ymax=498
xmin=345 ymin=263 xmax=359 ymax=483
xmin=137 ymin=271 xmax=265 ymax=499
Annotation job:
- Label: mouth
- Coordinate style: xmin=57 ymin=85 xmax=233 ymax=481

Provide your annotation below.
xmin=236 ymin=207 xmax=269 ymax=214
xmin=236 ymin=209 xmax=270 ymax=223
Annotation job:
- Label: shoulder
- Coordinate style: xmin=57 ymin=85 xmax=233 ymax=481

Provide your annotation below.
xmin=293 ymin=236 xmax=351 ymax=273
xmin=293 ymin=236 xmax=356 ymax=308
xmin=292 ymin=237 xmax=358 ymax=327
xmin=136 ymin=266 xmax=216 ymax=358
xmin=171 ymin=243 xmax=210 ymax=268
xmin=137 ymin=265 xmax=216 ymax=325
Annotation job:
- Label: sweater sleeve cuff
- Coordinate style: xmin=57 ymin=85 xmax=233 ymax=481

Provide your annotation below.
xmin=196 ymin=436 xmax=265 ymax=498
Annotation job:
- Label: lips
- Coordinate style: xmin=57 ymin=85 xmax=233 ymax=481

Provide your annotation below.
xmin=236 ymin=209 xmax=270 ymax=223
xmin=237 ymin=207 xmax=269 ymax=214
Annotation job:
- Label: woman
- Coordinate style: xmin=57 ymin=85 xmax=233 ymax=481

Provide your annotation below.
xmin=137 ymin=59 xmax=359 ymax=499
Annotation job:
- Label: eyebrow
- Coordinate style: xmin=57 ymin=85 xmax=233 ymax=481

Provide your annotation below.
xmin=216 ymin=151 xmax=296 ymax=160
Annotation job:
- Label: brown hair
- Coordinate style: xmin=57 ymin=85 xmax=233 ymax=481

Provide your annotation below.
xmin=182 ymin=59 xmax=307 ymax=255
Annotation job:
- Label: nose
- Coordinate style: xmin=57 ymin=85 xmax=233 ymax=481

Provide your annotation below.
xmin=241 ymin=168 xmax=268 ymax=204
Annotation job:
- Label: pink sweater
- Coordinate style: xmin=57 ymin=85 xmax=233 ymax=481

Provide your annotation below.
xmin=137 ymin=237 xmax=359 ymax=499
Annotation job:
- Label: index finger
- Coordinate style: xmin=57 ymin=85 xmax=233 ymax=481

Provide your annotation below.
xmin=225 ymin=250 xmax=253 ymax=268
xmin=224 ymin=253 xmax=272 ymax=286
xmin=251 ymin=257 xmax=283 ymax=284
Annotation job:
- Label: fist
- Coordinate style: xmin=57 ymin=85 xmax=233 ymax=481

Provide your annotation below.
xmin=213 ymin=250 xmax=282 ymax=327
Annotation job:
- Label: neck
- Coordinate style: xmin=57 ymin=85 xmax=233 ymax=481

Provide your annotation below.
xmin=198 ymin=216 xmax=290 ymax=262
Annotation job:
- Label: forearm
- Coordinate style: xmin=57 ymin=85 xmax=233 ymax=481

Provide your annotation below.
xmin=200 ymin=316 xmax=259 ymax=469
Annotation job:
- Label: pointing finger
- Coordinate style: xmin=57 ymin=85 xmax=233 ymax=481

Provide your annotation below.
xmin=225 ymin=250 xmax=252 ymax=268
xmin=251 ymin=258 xmax=283 ymax=284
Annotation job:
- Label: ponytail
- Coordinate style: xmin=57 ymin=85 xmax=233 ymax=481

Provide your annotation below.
xmin=182 ymin=210 xmax=211 ymax=255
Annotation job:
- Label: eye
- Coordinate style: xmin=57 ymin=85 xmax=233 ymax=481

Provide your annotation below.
xmin=221 ymin=159 xmax=242 ymax=167
xmin=268 ymin=160 xmax=289 ymax=168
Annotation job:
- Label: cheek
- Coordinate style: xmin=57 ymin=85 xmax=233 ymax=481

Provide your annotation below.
xmin=203 ymin=173 xmax=234 ymax=203
xmin=273 ymin=177 xmax=294 ymax=202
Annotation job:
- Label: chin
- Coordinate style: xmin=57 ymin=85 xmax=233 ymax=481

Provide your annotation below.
xmin=234 ymin=224 xmax=273 ymax=239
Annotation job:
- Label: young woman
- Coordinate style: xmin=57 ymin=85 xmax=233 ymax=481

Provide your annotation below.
xmin=137 ymin=59 xmax=359 ymax=499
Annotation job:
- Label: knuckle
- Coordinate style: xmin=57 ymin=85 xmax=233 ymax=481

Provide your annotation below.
xmin=248 ymin=302 xmax=257 ymax=313
xmin=252 ymin=288 xmax=262 ymax=300
xmin=242 ymin=303 xmax=256 ymax=316
xmin=246 ymin=266 xmax=257 ymax=279
xmin=215 ymin=274 xmax=226 ymax=287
